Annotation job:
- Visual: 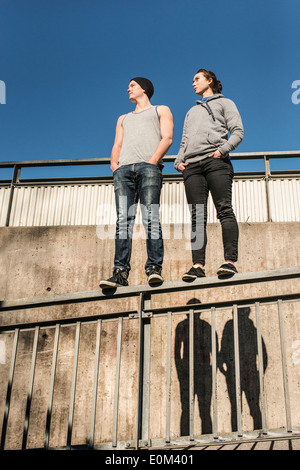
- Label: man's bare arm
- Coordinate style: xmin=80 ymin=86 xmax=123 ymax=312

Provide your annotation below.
xmin=110 ymin=115 xmax=125 ymax=172
xmin=148 ymin=106 xmax=174 ymax=165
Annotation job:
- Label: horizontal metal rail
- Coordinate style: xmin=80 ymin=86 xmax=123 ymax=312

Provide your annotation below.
xmin=1 ymin=267 xmax=299 ymax=313
xmin=1 ymin=170 xmax=300 ymax=188
xmin=1 ymin=151 xmax=299 ymax=227
xmin=0 ymin=293 xmax=299 ymax=333
xmin=1 ymin=150 xmax=300 ymax=169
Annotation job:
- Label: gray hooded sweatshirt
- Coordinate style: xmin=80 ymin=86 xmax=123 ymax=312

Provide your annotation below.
xmin=174 ymin=94 xmax=244 ymax=169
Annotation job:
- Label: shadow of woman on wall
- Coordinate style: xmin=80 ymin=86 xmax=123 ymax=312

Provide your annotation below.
xmin=218 ymin=307 xmax=268 ymax=432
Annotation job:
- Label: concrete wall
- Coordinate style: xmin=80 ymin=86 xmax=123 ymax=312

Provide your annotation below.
xmin=0 ymin=222 xmax=299 ymax=448
xmin=1 ymin=222 xmax=299 ymax=320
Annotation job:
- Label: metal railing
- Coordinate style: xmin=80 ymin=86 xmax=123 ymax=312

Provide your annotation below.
xmin=0 ymin=267 xmax=300 ymax=450
xmin=1 ymin=151 xmax=300 ymax=226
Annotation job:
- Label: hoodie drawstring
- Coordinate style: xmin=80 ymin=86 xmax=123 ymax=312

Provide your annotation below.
xmin=199 ymin=102 xmax=216 ymax=121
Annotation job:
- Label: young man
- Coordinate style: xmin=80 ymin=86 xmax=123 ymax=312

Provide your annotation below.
xmin=100 ymin=77 xmax=174 ymax=289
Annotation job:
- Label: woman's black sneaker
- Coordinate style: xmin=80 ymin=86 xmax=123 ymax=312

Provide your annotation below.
xmin=182 ymin=265 xmax=206 ymax=281
xmin=99 ymin=268 xmax=129 ymax=289
xmin=217 ymin=263 xmax=238 ymax=276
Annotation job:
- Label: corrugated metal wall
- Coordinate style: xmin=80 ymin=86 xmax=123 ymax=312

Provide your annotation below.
xmin=1 ymin=176 xmax=300 ymax=227
xmin=269 ymin=178 xmax=300 ymax=222
xmin=0 ymin=186 xmax=10 ymax=226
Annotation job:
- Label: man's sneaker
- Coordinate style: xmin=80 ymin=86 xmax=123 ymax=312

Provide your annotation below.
xmin=99 ymin=268 xmax=129 ymax=289
xmin=217 ymin=262 xmax=238 ymax=276
xmin=147 ymin=266 xmax=164 ymax=285
xmin=182 ymin=265 xmax=206 ymax=281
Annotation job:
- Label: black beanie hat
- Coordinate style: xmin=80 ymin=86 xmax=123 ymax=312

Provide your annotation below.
xmin=131 ymin=77 xmax=154 ymax=99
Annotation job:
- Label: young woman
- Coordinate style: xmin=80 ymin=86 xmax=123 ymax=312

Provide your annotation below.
xmin=175 ymin=69 xmax=244 ymax=280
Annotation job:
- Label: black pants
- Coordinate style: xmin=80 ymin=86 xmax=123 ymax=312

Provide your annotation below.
xmin=183 ymin=156 xmax=238 ymax=266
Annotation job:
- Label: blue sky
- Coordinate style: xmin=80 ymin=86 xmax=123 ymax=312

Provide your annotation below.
xmin=0 ymin=0 xmax=299 ymax=179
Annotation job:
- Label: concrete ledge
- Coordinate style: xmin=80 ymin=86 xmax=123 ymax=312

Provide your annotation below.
xmin=1 ymin=266 xmax=299 ymax=311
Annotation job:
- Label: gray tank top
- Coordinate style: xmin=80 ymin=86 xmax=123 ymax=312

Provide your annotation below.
xmin=118 ymin=106 xmax=161 ymax=166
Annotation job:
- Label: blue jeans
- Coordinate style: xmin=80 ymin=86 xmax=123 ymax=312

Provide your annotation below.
xmin=113 ymin=162 xmax=164 ymax=273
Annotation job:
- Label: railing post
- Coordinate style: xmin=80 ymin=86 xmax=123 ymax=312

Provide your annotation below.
xmin=255 ymin=302 xmax=267 ymax=435
xmin=112 ymin=318 xmax=122 ymax=448
xmin=189 ymin=308 xmax=194 ymax=441
xmin=22 ymin=326 xmax=40 ymax=449
xmin=5 ymin=164 xmax=21 ymax=227
xmin=44 ymin=324 xmax=60 ymax=449
xmin=67 ymin=322 xmax=81 ymax=449
xmin=233 ymin=304 xmax=243 ymax=437
xmin=0 ymin=328 xmax=19 ymax=450
xmin=89 ymin=319 xmax=102 ymax=448
xmin=264 ymin=155 xmax=272 ymax=222
xmin=211 ymin=307 xmax=219 ymax=439
xmin=277 ymin=300 xmax=292 ymax=432
xmin=136 ymin=292 xmax=151 ymax=449
xmin=165 ymin=311 xmax=172 ymax=444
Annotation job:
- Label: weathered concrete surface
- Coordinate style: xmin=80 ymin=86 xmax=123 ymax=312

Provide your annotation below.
xmin=0 ymin=223 xmax=299 ymax=324
xmin=0 ymin=223 xmax=299 ymax=449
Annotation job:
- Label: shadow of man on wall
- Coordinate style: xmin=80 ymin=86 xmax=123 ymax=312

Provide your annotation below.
xmin=218 ymin=307 xmax=268 ymax=432
xmin=175 ymin=298 xmax=218 ymax=436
